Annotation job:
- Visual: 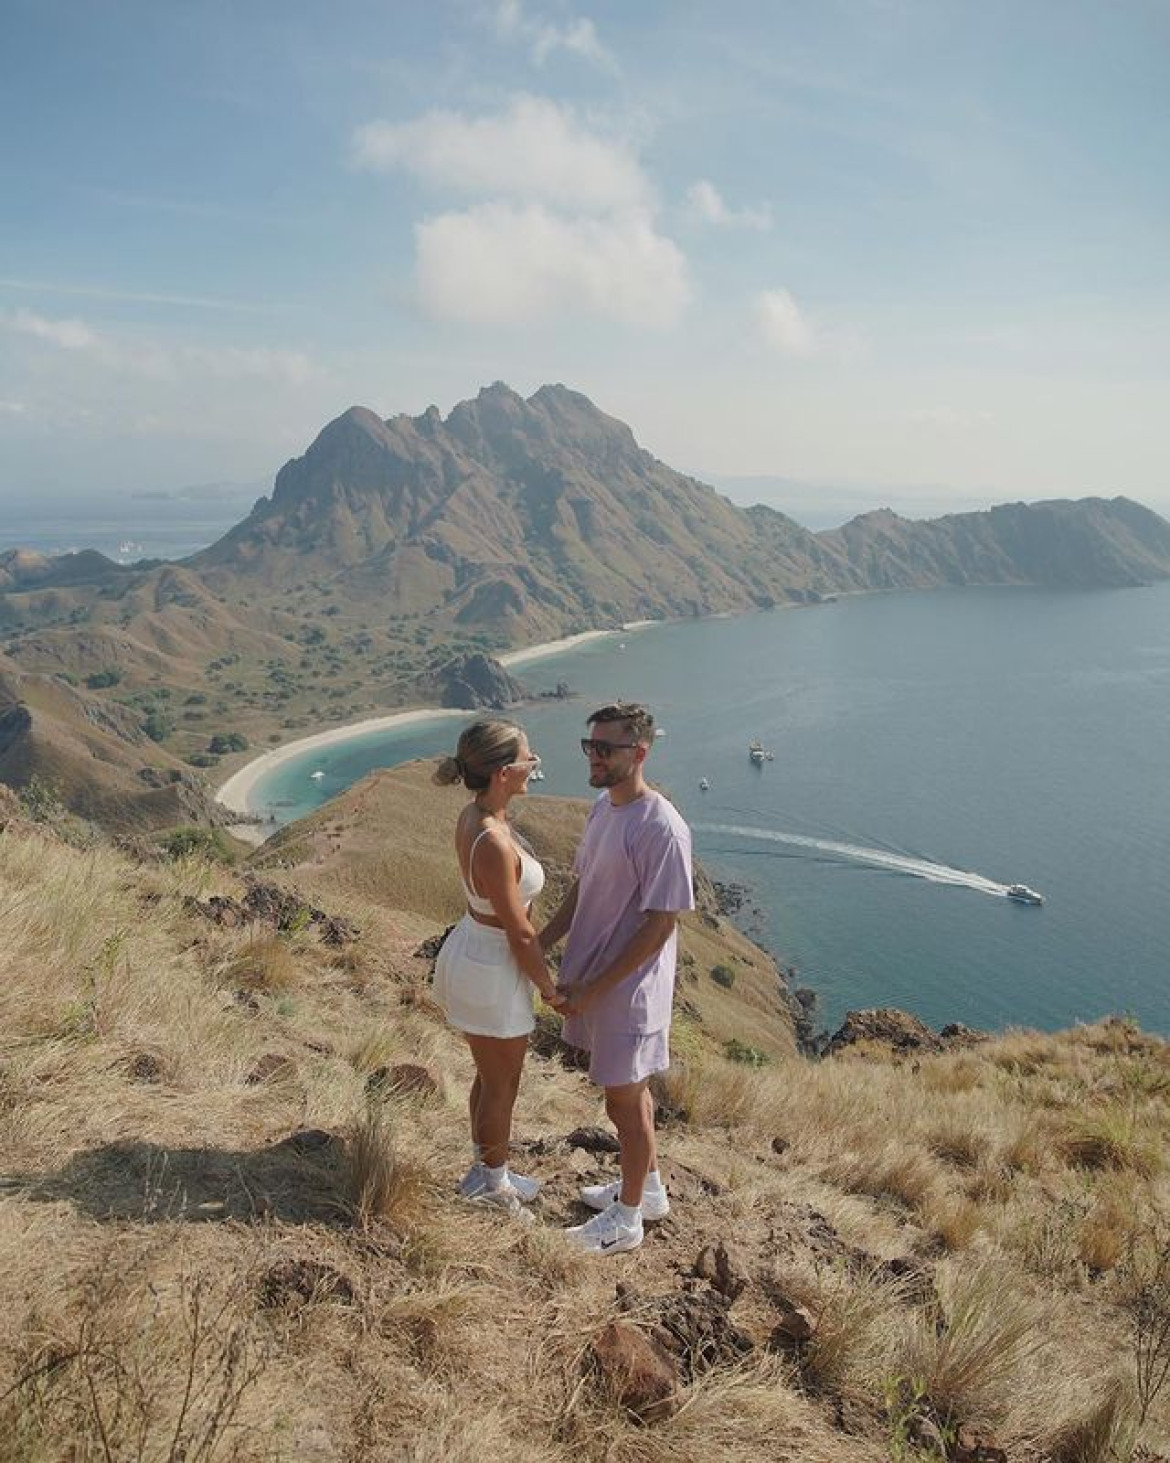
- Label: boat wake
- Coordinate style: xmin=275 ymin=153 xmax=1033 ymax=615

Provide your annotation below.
xmin=693 ymin=821 xmax=1011 ymax=897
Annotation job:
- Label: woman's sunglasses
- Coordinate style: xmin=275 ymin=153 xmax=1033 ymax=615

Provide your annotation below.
xmin=580 ymin=738 xmax=638 ymax=757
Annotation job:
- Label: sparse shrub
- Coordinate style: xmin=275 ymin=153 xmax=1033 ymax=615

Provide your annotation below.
xmin=1119 ymin=1222 xmax=1170 ymax=1427
xmin=893 ymin=1261 xmax=1044 ymax=1424
xmin=225 ymin=935 xmax=298 ymax=993
xmin=922 ymin=1192 xmax=984 ymax=1252
xmin=209 ymin=731 xmax=249 ymax=754
xmin=185 ymin=752 xmax=220 ymax=768
xmin=19 ymin=774 xmax=64 ymax=823
xmin=1076 ymin=1188 xmax=1141 ymax=1273
xmin=85 ymin=667 xmax=121 ymax=688
xmin=1059 ymin=1105 xmax=1161 ymax=1177
xmin=161 ymin=827 xmax=236 ymax=864
xmin=711 ymin=962 xmax=736 ymax=988
xmin=724 ymin=1038 xmax=769 ymax=1067
xmin=927 ymin=1122 xmax=984 ymax=1169
xmin=1045 ymin=1375 xmax=1139 ymax=1463
xmin=347 ymin=1107 xmax=424 ymax=1229
xmin=142 ymin=709 xmax=172 ymax=742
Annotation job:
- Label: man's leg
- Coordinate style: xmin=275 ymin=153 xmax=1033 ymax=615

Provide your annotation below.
xmin=605 ymin=1079 xmax=654 ymax=1206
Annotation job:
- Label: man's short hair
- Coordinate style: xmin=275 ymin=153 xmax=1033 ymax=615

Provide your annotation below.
xmin=587 ymin=702 xmax=655 ymax=745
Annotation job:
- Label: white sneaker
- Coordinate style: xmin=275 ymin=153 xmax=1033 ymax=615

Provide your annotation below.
xmin=458 ymin=1164 xmax=541 ymax=1203
xmin=470 ymin=1180 xmax=535 ymax=1223
xmin=564 ymin=1202 xmax=643 ymax=1254
xmin=579 ymin=1178 xmax=670 ymax=1221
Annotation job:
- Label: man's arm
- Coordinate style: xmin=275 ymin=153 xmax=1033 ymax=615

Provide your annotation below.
xmin=539 ymin=878 xmax=579 ymax=952
xmin=558 ymin=909 xmax=678 ymax=1013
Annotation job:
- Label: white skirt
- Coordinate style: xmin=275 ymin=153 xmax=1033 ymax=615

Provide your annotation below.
xmin=434 ymin=915 xmax=536 ymax=1039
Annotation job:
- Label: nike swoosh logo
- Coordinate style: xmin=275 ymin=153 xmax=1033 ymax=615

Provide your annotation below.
xmin=599 ymin=1237 xmax=623 ymax=1250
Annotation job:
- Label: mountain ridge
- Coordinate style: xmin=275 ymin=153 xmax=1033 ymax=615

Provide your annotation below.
xmin=3 ymin=381 xmax=1170 ymax=831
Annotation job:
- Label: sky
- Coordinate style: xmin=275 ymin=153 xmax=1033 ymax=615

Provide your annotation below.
xmin=2 ymin=0 xmax=1168 ymax=528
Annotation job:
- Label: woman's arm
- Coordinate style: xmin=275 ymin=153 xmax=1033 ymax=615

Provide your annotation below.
xmin=472 ymin=833 xmax=559 ymax=1003
xmin=538 ymin=879 xmax=579 ymax=952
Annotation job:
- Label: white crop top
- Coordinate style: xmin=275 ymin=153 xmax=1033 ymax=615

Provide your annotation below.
xmin=461 ymin=826 xmax=546 ymax=915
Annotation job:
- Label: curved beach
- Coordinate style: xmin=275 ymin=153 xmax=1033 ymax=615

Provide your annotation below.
xmin=215 ymin=626 xmax=628 ymax=832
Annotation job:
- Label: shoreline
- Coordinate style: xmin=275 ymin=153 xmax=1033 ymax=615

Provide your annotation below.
xmin=215 ymin=621 xmax=653 ymax=831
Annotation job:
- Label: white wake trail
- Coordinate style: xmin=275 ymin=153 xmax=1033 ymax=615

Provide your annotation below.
xmin=694 ymin=822 xmax=1010 ymax=896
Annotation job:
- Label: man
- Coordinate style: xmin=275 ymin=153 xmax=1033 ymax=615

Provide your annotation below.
xmin=541 ymin=702 xmax=694 ymax=1254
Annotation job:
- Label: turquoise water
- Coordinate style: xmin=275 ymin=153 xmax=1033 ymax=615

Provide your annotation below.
xmin=252 ymin=584 xmax=1170 ymax=1036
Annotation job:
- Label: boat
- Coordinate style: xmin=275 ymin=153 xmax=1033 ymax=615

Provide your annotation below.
xmin=529 ymin=768 xmax=545 ymax=782
xmin=310 ymin=770 xmax=325 ymax=781
xmin=1006 ymin=884 xmax=1043 ymax=905
xmin=699 ymin=778 xmax=710 ymax=792
xmin=748 ymin=740 xmax=766 ymax=764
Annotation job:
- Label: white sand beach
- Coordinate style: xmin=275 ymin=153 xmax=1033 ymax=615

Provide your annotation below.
xmin=498 ymin=627 xmax=617 ymax=667
xmin=215 ymin=706 xmax=467 ymax=823
xmin=215 ymin=621 xmax=660 ymax=838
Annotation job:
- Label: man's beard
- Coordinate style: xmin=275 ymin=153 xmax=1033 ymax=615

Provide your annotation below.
xmin=589 ymin=765 xmax=623 ymax=788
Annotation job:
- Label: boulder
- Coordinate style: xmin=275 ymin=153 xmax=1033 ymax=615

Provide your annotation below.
xmin=566 ymin=1126 xmax=621 ymax=1154
xmin=767 ymin=1300 xmax=817 ymax=1350
xmin=953 ymin=1424 xmax=1008 ymax=1462
xmin=258 ymin=1258 xmax=355 ymax=1309
xmin=367 ymin=1063 xmax=440 ymax=1099
xmin=589 ymin=1321 xmax=679 ymax=1423
xmin=615 ymin=1284 xmax=755 ymax=1380
xmin=246 ymin=1053 xmax=295 ymax=1085
xmin=693 ymin=1242 xmax=748 ymax=1301
xmin=825 ymin=1007 xmax=944 ymax=1058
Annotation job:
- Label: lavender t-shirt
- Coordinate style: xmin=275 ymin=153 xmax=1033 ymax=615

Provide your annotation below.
xmin=560 ymin=789 xmax=694 ymax=1034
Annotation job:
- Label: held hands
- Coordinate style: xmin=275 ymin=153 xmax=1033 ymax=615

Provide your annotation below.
xmin=552 ymin=981 xmax=596 ymax=1018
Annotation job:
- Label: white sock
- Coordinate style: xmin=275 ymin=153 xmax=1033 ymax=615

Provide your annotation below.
xmin=615 ymin=1200 xmax=641 ymax=1224
xmin=483 ymin=1163 xmax=508 ymax=1191
xmin=645 ymin=1169 xmax=663 ymax=1191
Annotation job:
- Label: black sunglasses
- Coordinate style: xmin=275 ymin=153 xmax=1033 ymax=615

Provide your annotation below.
xmin=580 ymin=738 xmax=639 ymax=757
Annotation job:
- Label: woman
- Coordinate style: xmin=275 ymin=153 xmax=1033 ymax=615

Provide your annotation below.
xmin=433 ymin=720 xmax=560 ymax=1215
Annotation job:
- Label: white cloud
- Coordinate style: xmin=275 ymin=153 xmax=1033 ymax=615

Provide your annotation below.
xmin=352 ymin=95 xmax=646 ymax=214
xmin=686 ymin=180 xmax=771 ymax=231
xmin=754 ymin=289 xmax=815 ymax=355
xmin=0 ymin=399 xmax=28 ymax=415
xmin=5 ymin=308 xmax=97 ymax=351
xmin=415 ymin=203 xmax=689 ymax=328
xmin=2 ymin=306 xmax=317 ymax=392
xmin=491 ymin=2 xmax=614 ymax=69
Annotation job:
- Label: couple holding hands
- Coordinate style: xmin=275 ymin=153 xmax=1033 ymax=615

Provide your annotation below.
xmin=433 ymin=701 xmax=693 ymax=1255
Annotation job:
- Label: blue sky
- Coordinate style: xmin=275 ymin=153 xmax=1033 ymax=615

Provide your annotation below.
xmin=2 ymin=0 xmax=1168 ymax=524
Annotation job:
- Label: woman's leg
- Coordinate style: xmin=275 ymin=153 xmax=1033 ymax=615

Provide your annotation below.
xmin=465 ymin=1034 xmax=528 ymax=1170
xmin=468 ymin=1072 xmax=482 ymax=1153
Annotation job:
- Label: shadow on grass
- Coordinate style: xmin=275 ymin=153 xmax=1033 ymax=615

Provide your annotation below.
xmin=1 ymin=1129 xmax=351 ymax=1225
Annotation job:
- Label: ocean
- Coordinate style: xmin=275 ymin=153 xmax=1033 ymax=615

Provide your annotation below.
xmin=248 ymin=583 xmax=1170 ymax=1037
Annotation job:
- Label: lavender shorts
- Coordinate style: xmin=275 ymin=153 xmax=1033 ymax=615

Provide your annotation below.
xmin=561 ymin=1013 xmax=670 ymax=1089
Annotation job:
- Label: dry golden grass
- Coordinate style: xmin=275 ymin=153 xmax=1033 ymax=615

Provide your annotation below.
xmin=2 ymin=818 xmax=1170 ymax=1460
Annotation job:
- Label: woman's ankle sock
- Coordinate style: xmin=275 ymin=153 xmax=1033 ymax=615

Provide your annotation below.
xmin=483 ymin=1163 xmax=508 ymax=1191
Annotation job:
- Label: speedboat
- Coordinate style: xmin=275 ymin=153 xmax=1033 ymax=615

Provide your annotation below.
xmin=529 ymin=768 xmax=545 ymax=782
xmin=699 ymin=778 xmax=710 ymax=791
xmin=749 ymin=740 xmax=766 ymax=764
xmin=1006 ymin=884 xmax=1043 ymax=905
xmin=310 ymin=770 xmax=325 ymax=781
